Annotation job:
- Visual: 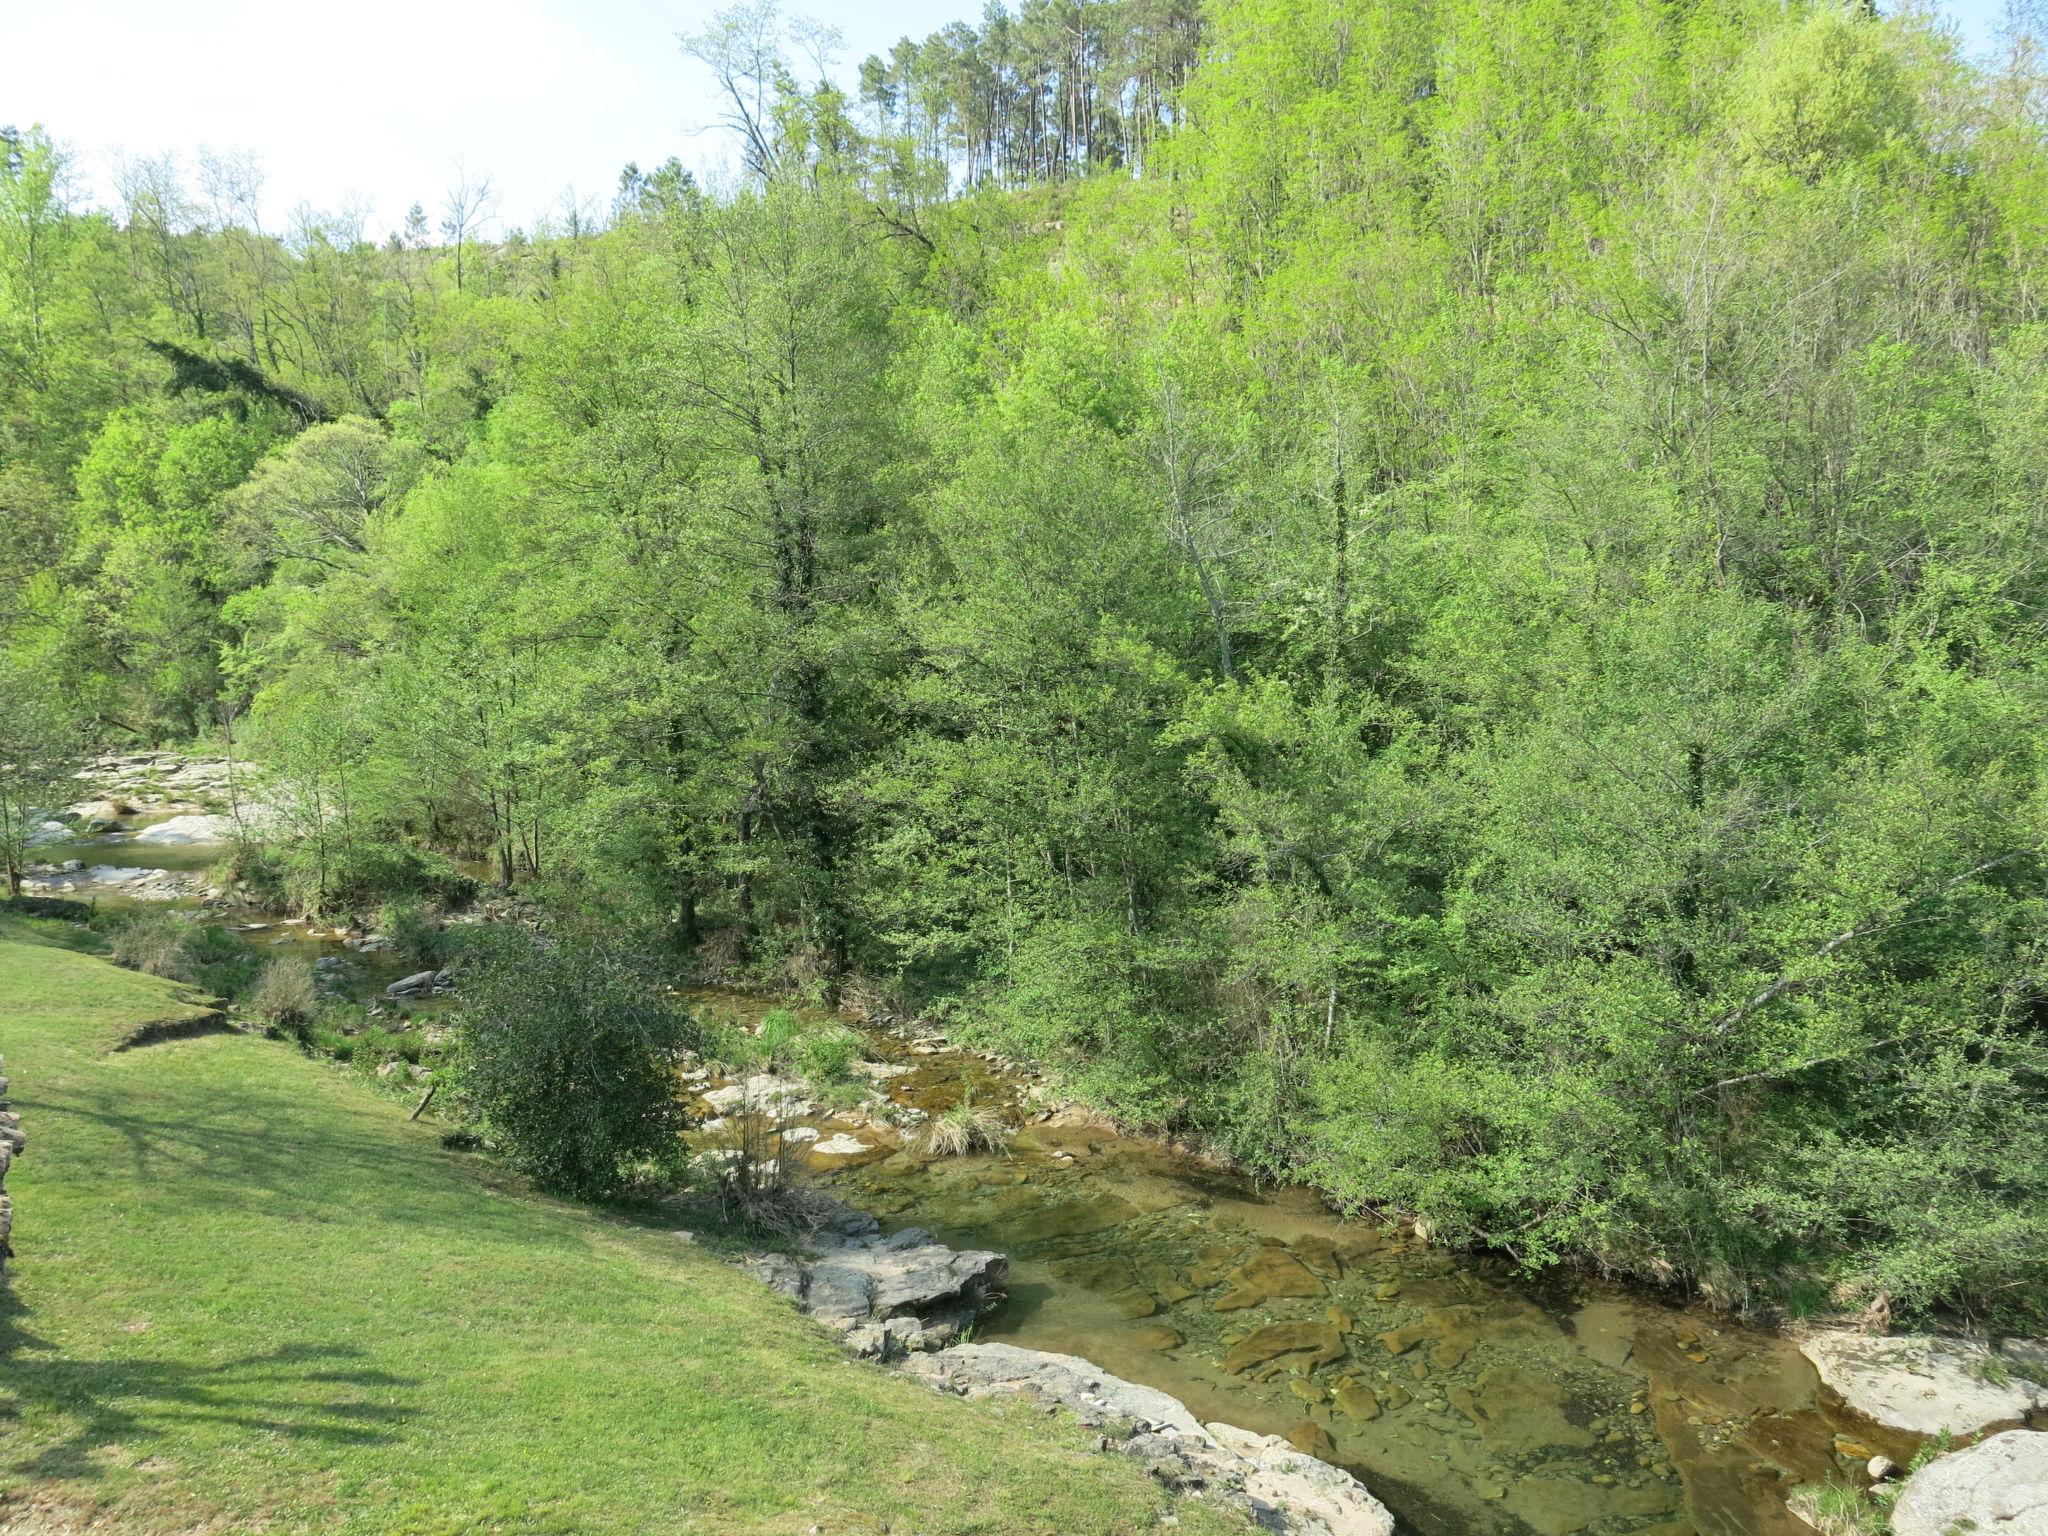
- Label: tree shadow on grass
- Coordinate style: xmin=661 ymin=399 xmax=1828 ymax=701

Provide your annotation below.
xmin=0 ymin=1285 xmax=417 ymax=1483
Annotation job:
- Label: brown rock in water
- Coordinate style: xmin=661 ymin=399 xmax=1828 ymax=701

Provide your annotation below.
xmin=1223 ymin=1321 xmax=1347 ymax=1375
xmin=1289 ymin=1378 xmax=1327 ymax=1404
xmin=1325 ymin=1304 xmax=1356 ymax=1333
xmin=1286 ymin=1421 xmax=1340 ymax=1461
xmin=1294 ymin=1234 xmax=1343 ymax=1277
xmin=1129 ymin=1324 xmax=1185 ymax=1352
xmin=1376 ymin=1329 xmax=1420 ymax=1356
xmin=1108 ymin=1290 xmax=1159 ymax=1319
xmin=1142 ymin=1264 xmax=1197 ymax=1305
xmin=1334 ymin=1382 xmax=1381 ymax=1421
xmin=1211 ymin=1248 xmax=1327 ymax=1311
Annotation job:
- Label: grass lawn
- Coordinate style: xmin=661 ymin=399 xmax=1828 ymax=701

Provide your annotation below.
xmin=0 ymin=917 xmax=1239 ymax=1536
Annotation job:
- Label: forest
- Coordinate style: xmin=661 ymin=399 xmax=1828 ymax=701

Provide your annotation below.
xmin=4 ymin=0 xmax=2046 ymax=1329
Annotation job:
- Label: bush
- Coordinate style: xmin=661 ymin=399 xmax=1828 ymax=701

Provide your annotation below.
xmin=755 ymin=1007 xmax=802 ymax=1069
xmin=915 ymin=1093 xmax=1013 ymax=1158
xmin=795 ymin=1025 xmax=863 ymax=1085
xmin=450 ymin=927 xmax=698 ymax=1198
xmin=106 ymin=911 xmax=192 ymax=978
xmin=180 ymin=924 xmax=261 ymax=998
xmin=250 ymin=958 xmax=318 ymax=1037
xmin=378 ymin=898 xmax=446 ymax=967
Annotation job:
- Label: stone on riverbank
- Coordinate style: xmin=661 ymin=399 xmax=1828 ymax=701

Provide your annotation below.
xmin=1889 ymin=1430 xmax=2048 ymax=1536
xmin=739 ymin=1210 xmax=1006 ymax=1358
xmin=905 ymin=1342 xmax=1395 ymax=1536
xmin=1800 ymin=1331 xmax=2048 ymax=1436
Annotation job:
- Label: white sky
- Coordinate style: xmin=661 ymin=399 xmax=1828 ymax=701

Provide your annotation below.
xmin=0 ymin=0 xmax=2020 ymax=243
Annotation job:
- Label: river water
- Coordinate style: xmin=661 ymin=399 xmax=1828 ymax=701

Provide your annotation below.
xmin=684 ymin=994 xmax=1917 ymax=1536
xmin=30 ymin=776 xmax=1912 ymax=1536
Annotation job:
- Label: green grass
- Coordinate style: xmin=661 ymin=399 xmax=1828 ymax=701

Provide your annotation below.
xmin=0 ymin=917 xmax=1238 ymax=1535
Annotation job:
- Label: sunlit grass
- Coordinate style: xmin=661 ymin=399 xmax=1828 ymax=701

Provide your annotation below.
xmin=0 ymin=916 xmax=1235 ymax=1535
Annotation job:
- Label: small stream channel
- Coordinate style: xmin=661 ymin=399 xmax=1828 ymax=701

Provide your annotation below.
xmin=28 ymin=759 xmax=1912 ymax=1536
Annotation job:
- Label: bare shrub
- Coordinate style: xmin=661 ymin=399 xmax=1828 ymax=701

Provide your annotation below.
xmin=107 ymin=912 xmax=190 ymax=978
xmin=250 ymin=958 xmax=318 ymax=1035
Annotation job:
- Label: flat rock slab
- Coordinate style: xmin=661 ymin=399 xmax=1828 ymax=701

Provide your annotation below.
xmin=1223 ymin=1320 xmax=1345 ymax=1376
xmin=1209 ymin=1422 xmax=1394 ymax=1536
xmin=908 ymin=1341 xmax=1211 ymax=1436
xmin=1802 ymin=1331 xmax=2048 ymax=1437
xmin=906 ymin=1342 xmax=1394 ymax=1536
xmin=1891 ymin=1429 xmax=2048 ymax=1536
xmin=747 ymin=1217 xmax=1007 ymax=1340
xmin=1212 ymin=1247 xmax=1326 ymax=1311
xmin=131 ymin=813 xmax=236 ymax=844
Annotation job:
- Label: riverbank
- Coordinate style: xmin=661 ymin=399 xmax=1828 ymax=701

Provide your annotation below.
xmin=22 ymin=750 xmax=2043 ymax=1536
xmin=0 ymin=915 xmax=1254 ymax=1535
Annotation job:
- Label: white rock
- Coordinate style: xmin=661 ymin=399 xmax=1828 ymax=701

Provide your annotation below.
xmin=701 ymin=1074 xmax=814 ymax=1115
xmin=810 ymin=1133 xmax=870 ymax=1156
xmin=1207 ymin=1422 xmax=1397 ymax=1536
xmin=1890 ymin=1429 xmax=2048 ymax=1536
xmin=904 ymin=1343 xmax=1394 ymax=1536
xmin=1801 ymin=1332 xmax=2048 ymax=1436
xmin=131 ymin=813 xmax=236 ymax=845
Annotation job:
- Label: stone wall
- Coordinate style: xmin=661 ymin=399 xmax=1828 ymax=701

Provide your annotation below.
xmin=0 ymin=1055 xmax=20 ymax=1271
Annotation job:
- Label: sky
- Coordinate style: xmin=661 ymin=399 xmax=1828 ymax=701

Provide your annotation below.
xmin=0 ymin=0 xmax=2024 ymax=243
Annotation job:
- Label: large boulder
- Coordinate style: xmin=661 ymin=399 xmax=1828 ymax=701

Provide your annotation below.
xmin=740 ymin=1209 xmax=1006 ymax=1350
xmin=1800 ymin=1331 xmax=2048 ymax=1436
xmin=131 ymin=813 xmax=236 ymax=845
xmin=800 ymin=1225 xmax=1007 ymax=1330
xmin=1890 ymin=1429 xmax=2048 ymax=1536
xmin=384 ymin=970 xmax=439 ymax=1000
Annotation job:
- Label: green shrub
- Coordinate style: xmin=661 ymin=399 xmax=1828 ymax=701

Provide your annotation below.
xmin=755 ymin=1008 xmax=801 ymax=1069
xmin=379 ymin=898 xmax=446 ymax=967
xmin=796 ymin=1024 xmax=863 ymax=1085
xmin=181 ymin=924 xmax=262 ymax=999
xmin=450 ymin=927 xmax=699 ymax=1198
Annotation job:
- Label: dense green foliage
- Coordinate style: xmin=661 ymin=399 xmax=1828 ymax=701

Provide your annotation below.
xmin=450 ymin=928 xmax=700 ymax=1196
xmin=6 ymin=0 xmax=2048 ymax=1322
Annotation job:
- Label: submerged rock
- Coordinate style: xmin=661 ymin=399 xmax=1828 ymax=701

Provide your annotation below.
xmin=1222 ymin=1321 xmax=1346 ymax=1375
xmin=1889 ymin=1429 xmax=2048 ymax=1536
xmin=1212 ymin=1247 xmax=1326 ymax=1311
xmin=1801 ymin=1331 xmax=2048 ymax=1436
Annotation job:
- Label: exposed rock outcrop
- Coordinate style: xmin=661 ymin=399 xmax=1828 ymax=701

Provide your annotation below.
xmin=738 ymin=1204 xmax=1005 ymax=1358
xmin=130 ymin=813 xmax=237 ymax=845
xmin=1889 ymin=1429 xmax=2048 ymax=1536
xmin=906 ymin=1342 xmax=1395 ymax=1536
xmin=1800 ymin=1330 xmax=2048 ymax=1436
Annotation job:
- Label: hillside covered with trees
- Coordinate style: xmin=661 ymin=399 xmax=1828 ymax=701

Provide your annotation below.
xmin=4 ymin=0 xmax=2046 ymax=1328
